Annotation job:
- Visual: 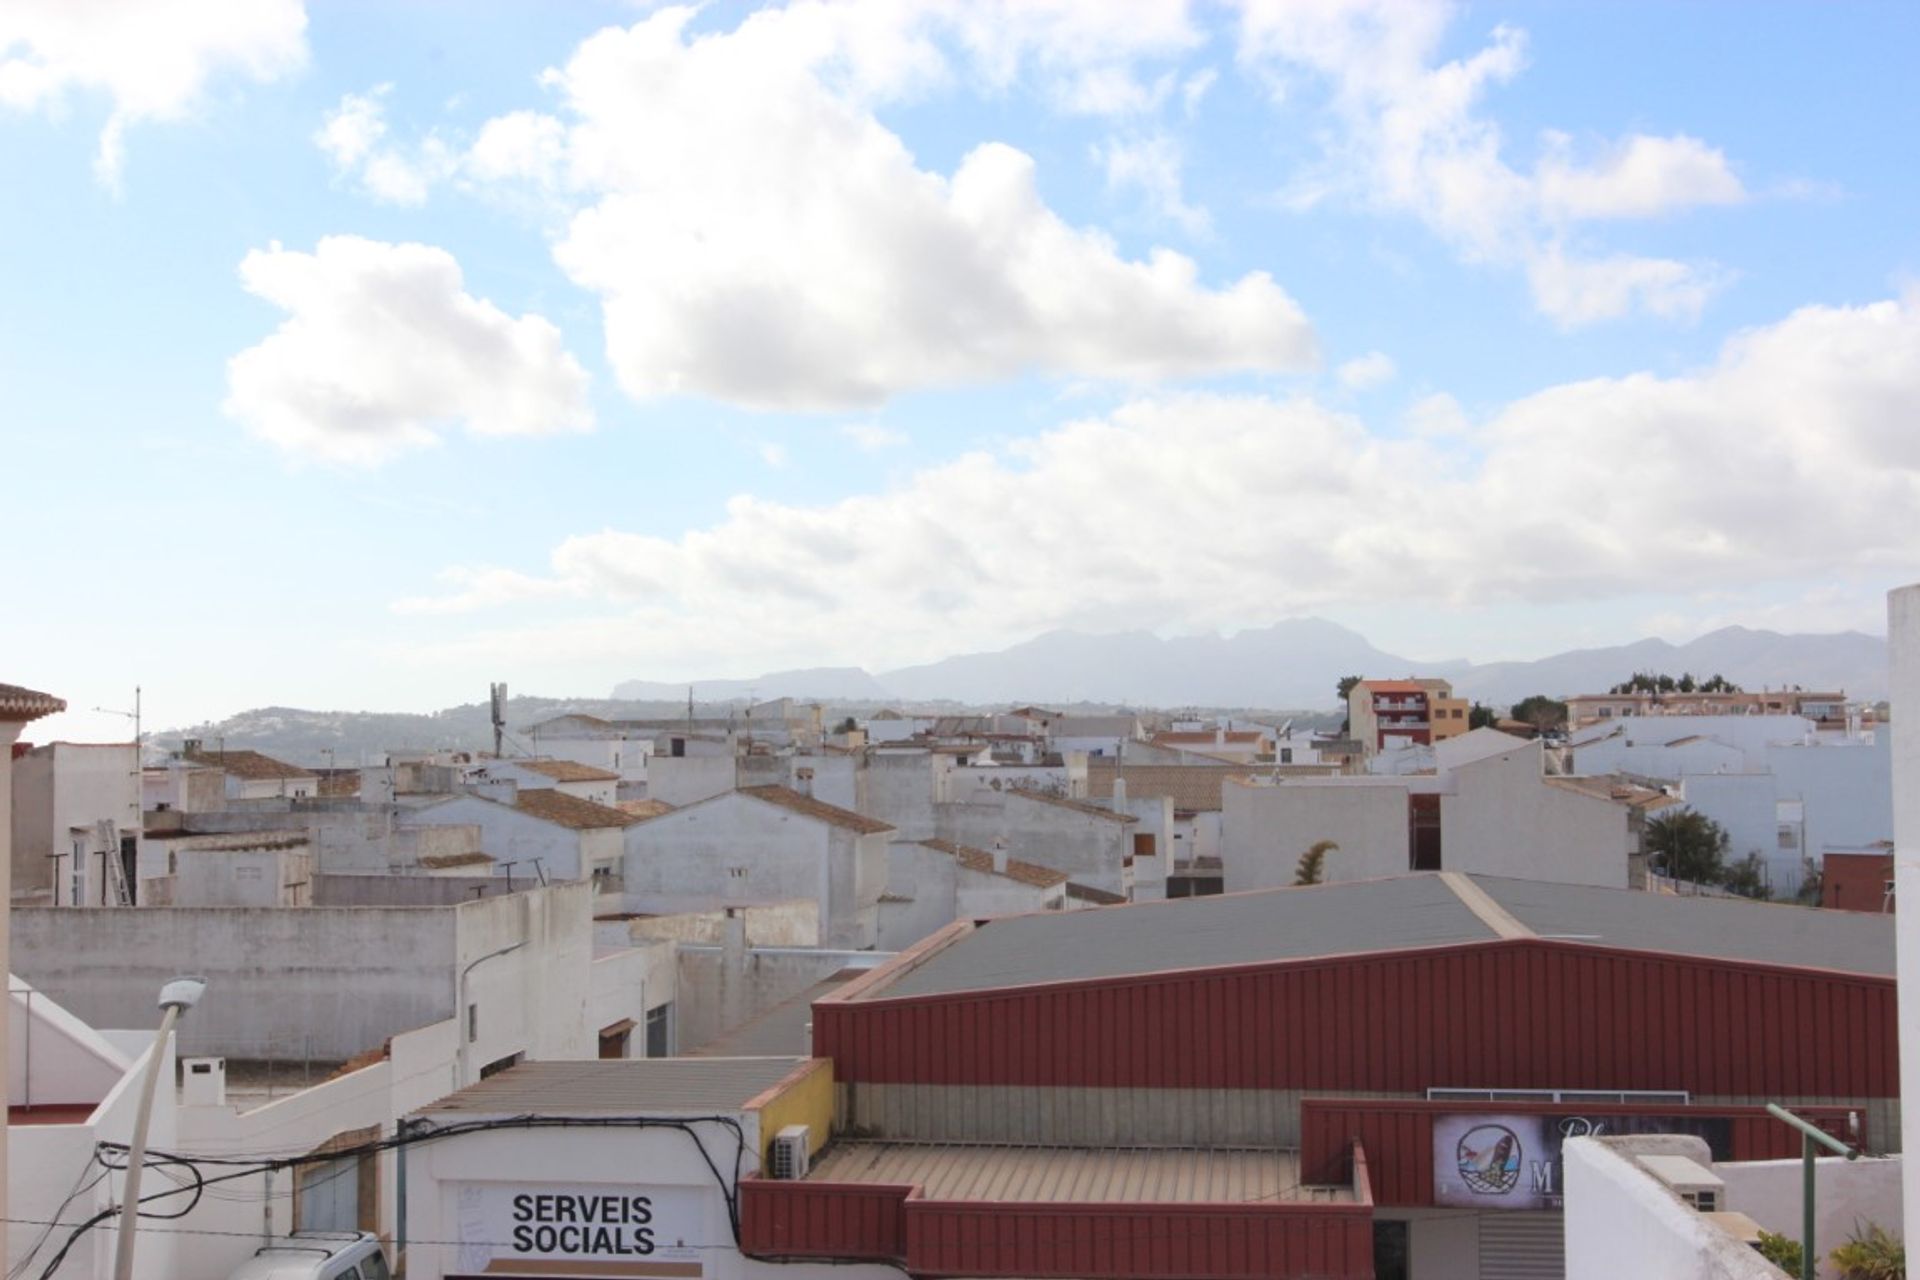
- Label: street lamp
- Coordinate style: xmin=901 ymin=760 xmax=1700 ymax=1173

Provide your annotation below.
xmin=457 ymin=944 xmax=523 ymax=1085
xmin=1766 ymin=1102 xmax=1861 ymax=1280
xmin=114 ymin=976 xmax=206 ymax=1280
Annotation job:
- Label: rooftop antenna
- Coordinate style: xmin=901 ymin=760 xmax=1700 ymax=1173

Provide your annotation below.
xmin=489 ymin=682 xmax=508 ymax=758
xmin=687 ymin=685 xmax=695 ymax=730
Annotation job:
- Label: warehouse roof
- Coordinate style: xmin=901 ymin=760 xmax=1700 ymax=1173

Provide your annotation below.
xmin=867 ymin=872 xmax=1894 ymax=1000
xmin=876 ymin=874 xmax=1492 ymax=999
xmin=1473 ymin=875 xmax=1893 ymax=979
xmin=417 ymin=1057 xmax=805 ymax=1115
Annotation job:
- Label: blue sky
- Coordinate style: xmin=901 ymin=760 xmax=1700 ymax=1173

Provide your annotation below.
xmin=5 ymin=0 xmax=1919 ymax=739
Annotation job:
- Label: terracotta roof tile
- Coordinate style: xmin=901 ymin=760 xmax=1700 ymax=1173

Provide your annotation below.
xmin=420 ymin=852 xmax=494 ymax=870
xmin=739 ymin=785 xmax=895 ymax=835
xmin=512 ymin=789 xmax=642 ymax=830
xmin=1150 ymin=731 xmax=1266 ymax=747
xmin=1065 ymin=882 xmax=1127 ymax=905
xmin=517 ymin=758 xmax=621 ymax=783
xmin=1085 ymin=763 xmax=1256 ymax=813
xmin=0 ymin=683 xmax=64 ymax=721
xmin=920 ymin=838 xmax=1068 ymax=889
xmin=615 ymin=799 xmax=676 ymax=821
xmin=184 ymin=749 xmax=315 ymax=781
xmin=1009 ymin=790 xmax=1137 ymax=823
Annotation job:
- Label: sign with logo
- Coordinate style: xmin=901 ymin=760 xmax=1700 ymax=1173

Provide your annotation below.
xmin=1432 ymin=1113 xmax=1732 ymax=1209
xmin=448 ymin=1181 xmax=707 ymax=1276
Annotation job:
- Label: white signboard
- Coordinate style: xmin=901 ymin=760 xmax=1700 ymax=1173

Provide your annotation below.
xmin=447 ymin=1180 xmax=707 ymax=1274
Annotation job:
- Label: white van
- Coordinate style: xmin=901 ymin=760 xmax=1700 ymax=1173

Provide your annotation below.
xmin=224 ymin=1232 xmax=390 ymax=1280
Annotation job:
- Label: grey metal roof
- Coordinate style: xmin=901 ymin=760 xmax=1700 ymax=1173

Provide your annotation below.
xmin=693 ymin=973 xmax=856 ymax=1058
xmin=416 ymin=1056 xmax=805 ymax=1115
xmin=1471 ymin=875 xmax=1895 ymax=977
xmin=876 ymin=875 xmax=1495 ymax=999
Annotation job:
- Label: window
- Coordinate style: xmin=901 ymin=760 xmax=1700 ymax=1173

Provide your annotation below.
xmin=1778 ymin=827 xmax=1799 ymax=850
xmin=466 ymin=1002 xmax=478 ymax=1044
xmin=645 ymin=1004 xmax=673 ymax=1057
xmin=1280 ymin=748 xmax=1293 ymax=763
xmin=360 ymin=1254 xmax=389 ymax=1280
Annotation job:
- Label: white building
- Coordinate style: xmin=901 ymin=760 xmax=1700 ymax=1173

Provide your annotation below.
xmin=1564 ymin=1132 xmax=1901 ymax=1280
xmin=935 ymin=787 xmax=1141 ymax=897
xmin=526 ymin=713 xmax=655 ymax=788
xmin=180 ymin=744 xmax=318 ymax=801
xmin=409 ymin=789 xmax=639 ymax=885
xmin=11 ymin=741 xmax=140 ymax=907
xmin=1224 ymin=729 xmax=1643 ymax=890
xmin=401 ymin=1058 xmax=897 ymax=1280
xmin=876 ymin=838 xmax=1068 ymax=950
xmin=620 ymin=786 xmax=893 ymax=949
xmin=462 ymin=758 xmax=622 ymax=806
xmin=1 ymin=679 xmax=65 ymax=1268
xmin=7 ymin=977 xmax=182 ymax=1280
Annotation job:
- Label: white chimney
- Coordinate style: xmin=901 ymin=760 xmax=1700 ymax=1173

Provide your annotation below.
xmin=992 ymin=838 xmax=1009 ymax=874
xmin=1113 ymin=777 xmax=1128 ymax=808
xmin=795 ymin=766 xmax=814 ymax=798
xmin=1215 ymin=725 xmax=1226 ymax=747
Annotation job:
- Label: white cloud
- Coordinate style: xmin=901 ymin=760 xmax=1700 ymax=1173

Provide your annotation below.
xmin=314 ymin=87 xmax=456 ymax=206
xmin=1236 ymin=0 xmax=1744 ymax=323
xmin=224 ymin=236 xmax=593 ymax=466
xmin=1525 ymin=244 xmax=1727 ymax=326
xmin=841 ymin=423 xmax=908 ymax=450
xmin=759 ymin=442 xmax=791 ymax=469
xmin=0 ymin=0 xmax=306 ymax=186
xmin=468 ymin=5 xmax=1309 ymax=410
xmin=1536 ymin=132 xmax=1744 ymax=221
xmin=1402 ymin=391 xmax=1469 ymax=438
xmin=394 ymin=294 xmax=1920 ymax=671
xmin=1098 ymin=133 xmax=1211 ymax=236
xmin=1336 ymin=350 xmax=1396 ymax=390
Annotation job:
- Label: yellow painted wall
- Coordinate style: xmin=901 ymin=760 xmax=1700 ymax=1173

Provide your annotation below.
xmin=750 ymin=1058 xmax=834 ymax=1163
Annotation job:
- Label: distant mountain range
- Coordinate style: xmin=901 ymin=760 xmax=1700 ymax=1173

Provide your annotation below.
xmin=617 ymin=619 xmax=1889 ymax=709
xmin=157 ymin=620 xmax=1886 ymax=766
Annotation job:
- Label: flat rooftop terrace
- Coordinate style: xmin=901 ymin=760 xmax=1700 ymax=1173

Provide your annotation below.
xmin=807 ymin=1142 xmax=1353 ymax=1204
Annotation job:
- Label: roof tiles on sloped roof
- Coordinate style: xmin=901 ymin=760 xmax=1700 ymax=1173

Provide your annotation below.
xmin=919 ymin=838 xmax=1067 ymax=889
xmin=0 ymin=683 xmax=64 ymax=720
xmin=517 ymin=758 xmax=621 ymax=783
xmin=184 ymin=749 xmax=315 ymax=781
xmin=512 ymin=788 xmax=642 ymax=830
xmin=739 ymin=785 xmax=895 ymax=834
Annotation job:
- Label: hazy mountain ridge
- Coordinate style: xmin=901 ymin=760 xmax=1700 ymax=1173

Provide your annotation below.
xmin=154 ymin=621 xmax=1885 ymax=765
xmin=636 ymin=620 xmax=1885 ymax=709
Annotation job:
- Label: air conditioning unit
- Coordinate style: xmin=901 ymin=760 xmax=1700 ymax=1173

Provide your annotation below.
xmin=1638 ymin=1155 xmax=1725 ymax=1213
xmin=770 ymin=1125 xmax=811 ymax=1180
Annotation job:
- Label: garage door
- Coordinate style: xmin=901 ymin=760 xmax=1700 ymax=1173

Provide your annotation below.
xmin=1480 ymin=1211 xmax=1564 ymax=1280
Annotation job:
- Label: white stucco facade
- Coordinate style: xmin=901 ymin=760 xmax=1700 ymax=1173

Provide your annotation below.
xmin=621 ymin=791 xmax=891 ymax=949
xmin=409 ymin=793 xmax=625 ymax=883
xmin=11 ymin=742 xmax=140 ymax=906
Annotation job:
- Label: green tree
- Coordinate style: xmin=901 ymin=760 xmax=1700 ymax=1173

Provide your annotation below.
xmin=1468 ymin=703 xmax=1497 ymax=729
xmin=833 ymin=716 xmax=858 ymax=735
xmin=1720 ymin=852 xmax=1770 ymax=900
xmin=1336 ymin=675 xmax=1363 ymax=735
xmin=1510 ymin=695 xmax=1569 ymax=733
xmin=1755 ymin=1232 xmax=1804 ymax=1275
xmin=1293 ymin=840 xmax=1336 ymax=886
xmin=1676 ymin=672 xmax=1697 ymax=693
xmin=1830 ymin=1221 xmax=1905 ymax=1280
xmin=1645 ymin=810 xmax=1731 ymax=884
xmin=1701 ymin=673 xmax=1741 ymax=693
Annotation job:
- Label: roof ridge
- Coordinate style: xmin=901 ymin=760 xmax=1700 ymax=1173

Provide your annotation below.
xmin=1438 ymin=872 xmax=1534 ymax=941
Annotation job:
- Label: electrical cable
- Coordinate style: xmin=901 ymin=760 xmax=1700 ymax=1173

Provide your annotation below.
xmin=39 ymin=1113 xmax=753 ymax=1280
